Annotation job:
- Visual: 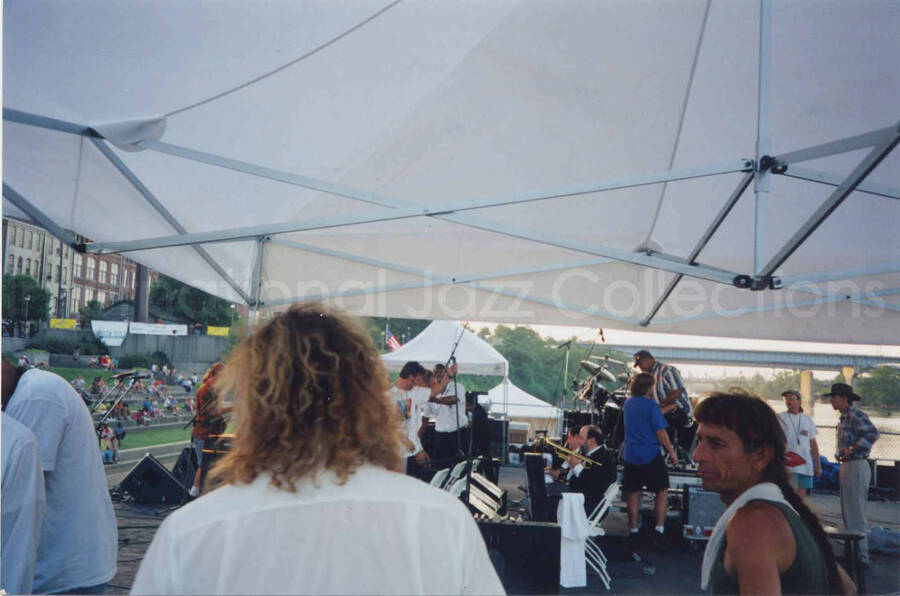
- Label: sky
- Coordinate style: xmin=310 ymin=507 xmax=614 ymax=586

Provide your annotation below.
xmin=471 ymin=321 xmax=900 ymax=379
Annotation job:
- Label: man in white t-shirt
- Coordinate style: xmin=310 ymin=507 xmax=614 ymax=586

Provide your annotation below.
xmin=2 ymin=361 xmax=118 ymax=594
xmin=1 ymin=412 xmax=45 ymax=595
xmin=429 ymin=363 xmax=468 ymax=464
xmin=390 ymin=361 xmax=450 ymax=479
xmin=778 ymin=390 xmax=821 ymax=497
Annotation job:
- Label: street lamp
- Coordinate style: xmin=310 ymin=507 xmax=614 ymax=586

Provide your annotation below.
xmin=24 ymin=294 xmax=31 ymax=322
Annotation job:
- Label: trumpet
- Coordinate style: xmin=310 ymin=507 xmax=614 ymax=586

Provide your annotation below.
xmin=539 ymin=438 xmax=600 ymax=467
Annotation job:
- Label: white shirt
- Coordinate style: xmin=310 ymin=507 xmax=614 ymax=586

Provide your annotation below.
xmin=6 ymin=369 xmax=118 ymax=593
xmin=778 ymin=411 xmax=819 ymax=476
xmin=389 ymin=385 xmax=431 ymax=456
xmin=431 ymin=381 xmax=468 ymax=432
xmin=1 ymin=413 xmax=45 ymax=595
xmin=131 ymin=464 xmax=504 ymax=595
xmin=571 ymin=445 xmax=601 ymax=478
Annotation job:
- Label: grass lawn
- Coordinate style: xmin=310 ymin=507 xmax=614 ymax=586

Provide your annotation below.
xmin=39 ymin=365 xmax=150 ymax=385
xmin=120 ymin=426 xmax=192 ymax=450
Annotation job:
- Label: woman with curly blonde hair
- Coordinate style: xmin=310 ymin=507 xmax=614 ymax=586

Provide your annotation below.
xmin=132 ymin=304 xmax=503 ymax=595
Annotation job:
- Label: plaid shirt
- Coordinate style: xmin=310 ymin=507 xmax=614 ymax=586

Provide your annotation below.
xmin=837 ymin=405 xmax=879 ymax=459
xmin=651 ymin=361 xmax=693 ymax=422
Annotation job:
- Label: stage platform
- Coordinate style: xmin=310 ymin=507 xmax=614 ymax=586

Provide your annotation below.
xmin=104 ymin=464 xmax=899 ymax=594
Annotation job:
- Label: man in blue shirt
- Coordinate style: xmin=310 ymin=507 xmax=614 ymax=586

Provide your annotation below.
xmin=623 ymin=373 xmax=678 ymax=548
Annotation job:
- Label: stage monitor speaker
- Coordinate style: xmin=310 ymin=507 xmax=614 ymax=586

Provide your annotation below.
xmin=120 ymin=453 xmax=188 ymax=504
xmin=478 ymin=520 xmax=560 ymax=594
xmin=682 ymin=485 xmax=726 ymax=541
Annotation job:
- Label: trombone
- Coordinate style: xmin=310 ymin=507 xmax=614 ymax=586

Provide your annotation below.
xmin=539 ymin=438 xmax=600 ymax=467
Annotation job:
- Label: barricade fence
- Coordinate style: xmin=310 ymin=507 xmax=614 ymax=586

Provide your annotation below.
xmin=816 ymin=425 xmax=900 ymax=464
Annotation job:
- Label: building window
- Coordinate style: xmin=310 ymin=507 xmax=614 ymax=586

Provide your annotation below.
xmin=72 ymin=286 xmax=82 ymax=311
xmin=17 ymin=256 xmax=23 ymax=274
xmin=17 ymin=229 xmax=24 ymax=248
xmin=9 ymin=226 xmax=16 ymax=246
xmin=74 ymin=254 xmax=83 ymax=278
xmin=98 ymin=290 xmax=106 ymax=306
xmin=27 ymin=230 xmax=33 ymax=250
xmin=64 ymin=246 xmax=69 ymax=259
xmin=6 ymin=254 xmax=13 ymax=274
xmin=99 ymin=260 xmax=108 ymax=283
xmin=131 ymin=271 xmax=136 ymax=289
xmin=63 ymin=266 xmax=68 ymax=284
xmin=55 ymin=265 xmax=60 ymax=281
xmin=110 ymin=263 xmax=119 ymax=286
xmin=25 ymin=258 xmax=31 ymax=276
xmin=85 ymin=287 xmax=94 ymax=304
xmin=86 ymin=257 xmax=95 ymax=281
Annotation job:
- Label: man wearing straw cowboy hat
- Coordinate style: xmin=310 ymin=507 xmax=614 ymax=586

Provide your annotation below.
xmin=827 ymin=382 xmax=880 ymax=566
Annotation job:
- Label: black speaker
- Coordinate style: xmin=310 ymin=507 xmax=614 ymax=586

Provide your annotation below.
xmin=120 ymin=454 xmax=188 ymax=504
xmin=478 ymin=520 xmax=560 ymax=594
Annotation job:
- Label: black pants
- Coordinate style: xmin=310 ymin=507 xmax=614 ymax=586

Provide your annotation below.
xmin=433 ymin=429 xmax=468 ymax=464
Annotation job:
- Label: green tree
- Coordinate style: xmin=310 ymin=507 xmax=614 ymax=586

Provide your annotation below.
xmin=365 ymin=317 xmax=430 ymax=350
xmin=149 ymin=275 xmax=238 ymax=326
xmin=80 ymin=300 xmax=105 ymax=325
xmin=857 ymin=366 xmax=900 ymax=410
xmin=2 ymin=275 xmax=51 ymax=322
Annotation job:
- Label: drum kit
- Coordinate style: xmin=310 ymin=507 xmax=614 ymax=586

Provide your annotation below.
xmin=570 ymin=356 xmax=632 ymax=450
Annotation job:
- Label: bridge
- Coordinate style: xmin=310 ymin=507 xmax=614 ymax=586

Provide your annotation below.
xmin=596 ymin=345 xmax=899 ymax=371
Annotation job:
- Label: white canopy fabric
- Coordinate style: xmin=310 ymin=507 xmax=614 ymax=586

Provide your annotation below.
xmin=381 ymin=321 xmax=508 ymax=377
xmin=482 ymin=380 xmax=560 ymax=421
xmin=4 ymin=1 xmax=899 ymax=344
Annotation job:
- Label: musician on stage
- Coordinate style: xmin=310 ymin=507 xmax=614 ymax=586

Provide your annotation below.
xmin=634 ymin=349 xmax=693 ymax=453
xmin=428 ymin=363 xmax=468 ymax=463
xmin=566 ymin=425 xmax=617 ymax=516
xmin=547 ymin=424 xmax=583 ymax=483
xmin=188 ymin=363 xmax=229 ymax=497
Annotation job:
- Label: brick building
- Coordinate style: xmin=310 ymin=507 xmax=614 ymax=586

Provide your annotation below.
xmin=2 ymin=217 xmax=156 ymax=318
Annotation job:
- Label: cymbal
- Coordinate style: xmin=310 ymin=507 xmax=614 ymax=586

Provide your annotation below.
xmin=617 ymin=373 xmax=631 ymax=383
xmin=580 ymin=361 xmax=616 ymax=383
xmin=580 ymin=360 xmax=601 ymax=374
xmin=111 ymin=369 xmax=139 ymax=379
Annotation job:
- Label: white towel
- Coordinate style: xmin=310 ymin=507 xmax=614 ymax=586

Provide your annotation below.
xmin=558 ymin=493 xmax=590 ymax=587
xmin=700 ymin=482 xmax=795 ymax=590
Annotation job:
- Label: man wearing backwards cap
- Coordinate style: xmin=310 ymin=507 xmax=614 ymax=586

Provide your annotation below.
xmin=634 ymin=350 xmax=692 ymax=455
xmin=828 ymin=382 xmax=879 ymax=565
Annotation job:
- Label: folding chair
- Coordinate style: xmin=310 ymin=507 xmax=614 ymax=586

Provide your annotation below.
xmin=584 ymin=482 xmax=619 ymax=590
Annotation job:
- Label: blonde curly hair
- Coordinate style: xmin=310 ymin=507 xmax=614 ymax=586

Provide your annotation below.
xmin=209 ymin=303 xmax=402 ymax=490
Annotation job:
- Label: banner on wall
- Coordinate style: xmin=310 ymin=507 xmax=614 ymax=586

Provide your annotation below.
xmin=206 ymin=326 xmax=230 ymax=337
xmin=50 ymin=318 xmax=78 ymax=329
xmin=129 ymin=322 xmax=188 ymax=336
xmin=91 ymin=320 xmax=128 ymax=347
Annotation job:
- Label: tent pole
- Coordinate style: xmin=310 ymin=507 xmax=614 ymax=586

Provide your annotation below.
xmin=89 ymin=138 xmax=252 ymax=304
xmin=754 ymin=0 xmax=772 ymax=275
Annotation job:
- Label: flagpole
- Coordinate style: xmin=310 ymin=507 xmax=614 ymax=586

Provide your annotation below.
xmin=384 ymin=318 xmax=389 ymax=351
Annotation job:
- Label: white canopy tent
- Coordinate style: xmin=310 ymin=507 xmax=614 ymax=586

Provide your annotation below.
xmin=3 ymin=1 xmax=899 ymax=344
xmin=481 ymin=380 xmax=561 ymax=439
xmin=381 ymin=320 xmax=508 ymax=377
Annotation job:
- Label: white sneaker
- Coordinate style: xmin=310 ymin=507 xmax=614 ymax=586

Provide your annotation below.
xmin=188 ymin=486 xmax=200 ymax=497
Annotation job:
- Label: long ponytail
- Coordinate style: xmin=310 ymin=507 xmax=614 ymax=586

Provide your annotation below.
xmin=696 ymin=392 xmax=842 ymax=594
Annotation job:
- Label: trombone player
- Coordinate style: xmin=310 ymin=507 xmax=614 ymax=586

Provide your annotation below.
xmin=547 ymin=424 xmax=584 ymax=483
xmin=566 ymin=425 xmax=618 ymax=516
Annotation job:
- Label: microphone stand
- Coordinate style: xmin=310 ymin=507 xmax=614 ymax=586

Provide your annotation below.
xmin=441 ymin=326 xmax=469 ymax=498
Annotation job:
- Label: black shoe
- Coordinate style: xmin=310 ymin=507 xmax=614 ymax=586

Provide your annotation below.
xmin=649 ymin=530 xmax=667 ymax=551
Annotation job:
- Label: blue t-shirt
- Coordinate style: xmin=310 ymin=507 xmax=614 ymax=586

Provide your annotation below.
xmin=623 ymin=394 xmax=667 ymax=465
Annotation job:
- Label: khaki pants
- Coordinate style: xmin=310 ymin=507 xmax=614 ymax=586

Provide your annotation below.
xmin=839 ymin=459 xmax=871 ymax=562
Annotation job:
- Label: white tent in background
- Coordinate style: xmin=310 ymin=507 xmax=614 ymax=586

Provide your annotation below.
xmin=482 ymin=380 xmax=561 ymax=439
xmin=3 ymin=1 xmax=899 ymax=344
xmin=381 ymin=321 xmax=507 ymax=377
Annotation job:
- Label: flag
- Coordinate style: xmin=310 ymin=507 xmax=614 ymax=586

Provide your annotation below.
xmin=386 ymin=331 xmax=402 ymax=351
